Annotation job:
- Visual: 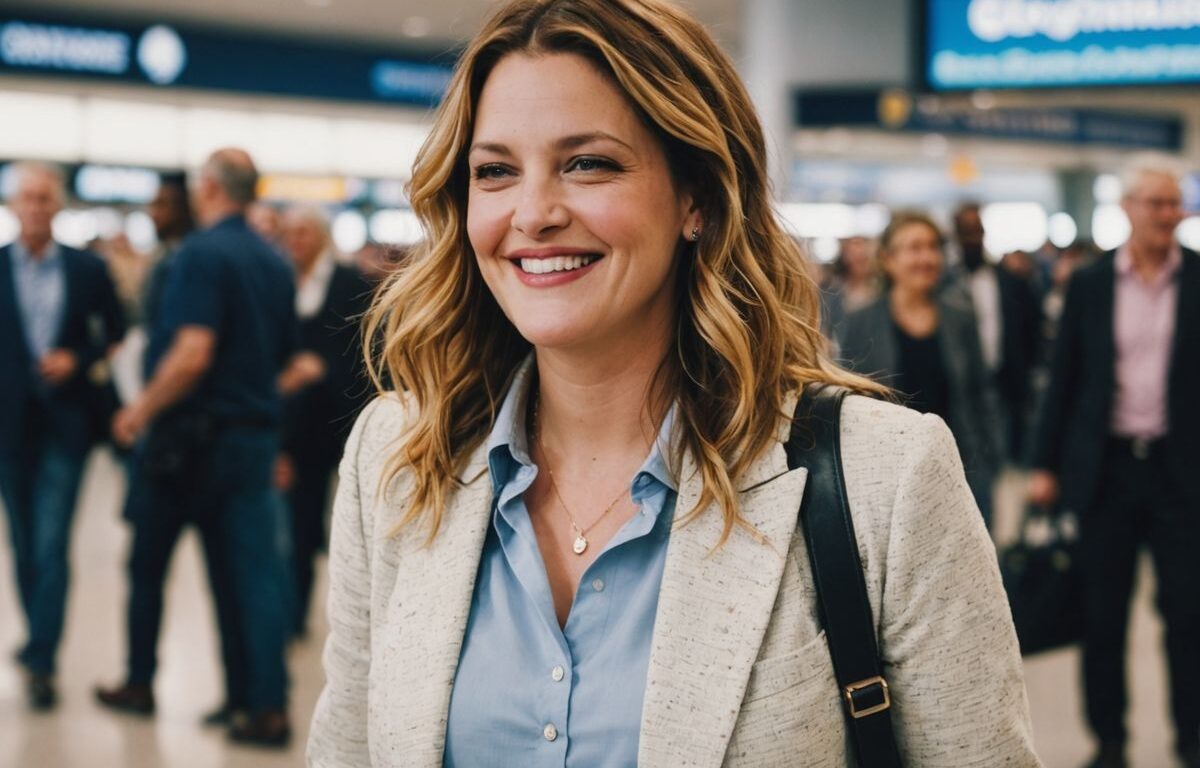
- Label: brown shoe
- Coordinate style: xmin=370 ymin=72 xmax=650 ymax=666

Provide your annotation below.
xmin=95 ymin=682 xmax=155 ymax=715
xmin=228 ymin=710 xmax=291 ymax=749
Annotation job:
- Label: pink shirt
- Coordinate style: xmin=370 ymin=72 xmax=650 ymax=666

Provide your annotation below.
xmin=1111 ymin=243 xmax=1182 ymax=439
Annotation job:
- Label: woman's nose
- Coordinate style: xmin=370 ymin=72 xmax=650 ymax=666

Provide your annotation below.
xmin=511 ymin=177 xmax=569 ymax=237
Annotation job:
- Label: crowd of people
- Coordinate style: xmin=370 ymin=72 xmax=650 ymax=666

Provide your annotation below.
xmin=1 ymin=154 xmax=383 ymax=748
xmin=0 ymin=118 xmax=1195 ymax=768
xmin=819 ymin=161 xmax=1198 ymax=768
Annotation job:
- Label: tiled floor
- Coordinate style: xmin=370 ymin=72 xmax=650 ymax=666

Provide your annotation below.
xmin=0 ymin=451 xmax=1181 ymax=767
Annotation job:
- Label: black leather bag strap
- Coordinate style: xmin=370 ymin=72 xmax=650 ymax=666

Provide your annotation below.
xmin=786 ymin=384 xmax=903 ymax=768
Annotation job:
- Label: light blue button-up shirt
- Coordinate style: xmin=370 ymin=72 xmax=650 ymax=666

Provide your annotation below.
xmin=444 ymin=360 xmax=678 ymax=768
xmin=10 ymin=240 xmax=65 ymax=360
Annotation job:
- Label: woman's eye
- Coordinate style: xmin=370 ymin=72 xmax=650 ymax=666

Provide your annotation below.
xmin=473 ymin=164 xmax=512 ymax=181
xmin=567 ymin=156 xmax=618 ymax=173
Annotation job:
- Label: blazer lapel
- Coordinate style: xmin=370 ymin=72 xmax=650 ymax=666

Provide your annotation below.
xmin=378 ymin=440 xmax=492 ymax=767
xmin=1168 ymin=249 xmax=1198 ymax=381
xmin=0 ymin=246 xmax=33 ymax=362
xmin=639 ymin=404 xmax=808 ymax=768
xmin=55 ymin=246 xmax=81 ymax=349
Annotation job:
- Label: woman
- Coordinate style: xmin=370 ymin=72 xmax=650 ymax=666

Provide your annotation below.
xmin=837 ymin=211 xmax=1002 ymax=526
xmin=309 ymin=2 xmax=1038 ymax=766
xmin=822 ymin=235 xmax=880 ymax=338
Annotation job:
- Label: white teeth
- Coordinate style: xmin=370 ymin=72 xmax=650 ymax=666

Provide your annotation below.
xmin=518 ymin=255 xmax=598 ymax=274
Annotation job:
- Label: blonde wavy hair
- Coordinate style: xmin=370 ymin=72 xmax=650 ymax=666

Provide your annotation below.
xmin=364 ymin=0 xmax=884 ymax=545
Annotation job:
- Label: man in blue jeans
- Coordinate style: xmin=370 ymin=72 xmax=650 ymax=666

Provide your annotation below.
xmin=109 ymin=148 xmax=320 ymax=747
xmin=0 ymin=162 xmax=125 ymax=710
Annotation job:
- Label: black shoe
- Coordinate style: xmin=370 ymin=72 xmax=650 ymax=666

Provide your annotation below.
xmin=27 ymin=675 xmax=57 ymax=712
xmin=1083 ymin=742 xmax=1127 ymax=768
xmin=95 ymin=682 xmax=155 ymax=715
xmin=228 ymin=710 xmax=291 ymax=748
xmin=201 ymin=703 xmax=247 ymax=728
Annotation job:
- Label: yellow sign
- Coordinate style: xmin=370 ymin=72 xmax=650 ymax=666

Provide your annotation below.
xmin=257 ymin=175 xmax=347 ymax=202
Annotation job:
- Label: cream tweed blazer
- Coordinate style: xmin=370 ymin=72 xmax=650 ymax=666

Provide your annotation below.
xmin=308 ymin=393 xmax=1042 ymax=767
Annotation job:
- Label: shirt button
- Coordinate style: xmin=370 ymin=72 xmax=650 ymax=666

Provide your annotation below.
xmin=551 ymin=665 xmax=565 ymax=682
xmin=543 ymin=723 xmax=558 ymax=742
xmin=591 ymin=578 xmax=605 ymax=592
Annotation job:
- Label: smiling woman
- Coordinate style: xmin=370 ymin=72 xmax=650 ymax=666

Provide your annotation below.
xmin=307 ymin=1 xmax=1042 ymax=766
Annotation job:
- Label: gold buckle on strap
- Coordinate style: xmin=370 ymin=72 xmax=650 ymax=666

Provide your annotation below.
xmin=843 ymin=675 xmax=891 ymax=719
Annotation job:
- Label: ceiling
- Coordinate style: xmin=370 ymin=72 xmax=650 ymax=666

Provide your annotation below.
xmin=7 ymin=0 xmax=744 ymax=57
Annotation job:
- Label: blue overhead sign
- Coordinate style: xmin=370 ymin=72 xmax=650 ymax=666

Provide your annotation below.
xmin=926 ymin=0 xmax=1200 ymax=89
xmin=0 ymin=14 xmax=453 ymax=106
xmin=795 ymin=90 xmax=1185 ymax=150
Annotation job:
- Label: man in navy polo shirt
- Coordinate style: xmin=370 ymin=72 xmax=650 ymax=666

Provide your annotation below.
xmin=110 ymin=148 xmax=318 ymax=747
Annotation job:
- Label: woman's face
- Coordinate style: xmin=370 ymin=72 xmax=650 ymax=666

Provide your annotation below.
xmin=466 ymin=52 xmax=696 ymax=354
xmin=883 ymin=223 xmax=942 ymax=297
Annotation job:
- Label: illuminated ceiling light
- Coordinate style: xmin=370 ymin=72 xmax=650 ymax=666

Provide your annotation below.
xmin=1047 ymin=212 xmax=1078 ymax=248
xmin=402 ymin=16 xmax=433 ymax=38
xmin=981 ymin=202 xmax=1048 ymax=254
xmin=332 ymin=210 xmax=368 ymax=253
xmin=1092 ymin=204 xmax=1131 ymax=252
xmin=1093 ymin=173 xmax=1122 ymax=205
xmin=1174 ymin=216 xmax=1200 ymax=251
xmin=305 ymin=0 xmax=332 ymax=7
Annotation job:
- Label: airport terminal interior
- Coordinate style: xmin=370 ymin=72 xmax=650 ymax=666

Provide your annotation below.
xmin=1 ymin=0 xmax=1198 ymax=766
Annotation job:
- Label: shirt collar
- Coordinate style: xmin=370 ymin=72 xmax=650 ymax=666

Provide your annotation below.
xmin=485 ymin=355 xmax=680 ymax=498
xmin=12 ymin=239 xmax=62 ymax=266
xmin=1115 ymin=242 xmax=1183 ymax=283
xmin=302 ymin=249 xmax=337 ymax=288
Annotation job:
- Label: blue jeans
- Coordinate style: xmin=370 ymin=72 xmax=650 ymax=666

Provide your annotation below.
xmin=207 ymin=428 xmax=292 ymax=713
xmin=123 ymin=448 xmax=247 ymax=706
xmin=0 ymin=426 xmax=88 ymax=676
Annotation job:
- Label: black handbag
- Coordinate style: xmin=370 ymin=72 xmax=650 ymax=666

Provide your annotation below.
xmin=999 ymin=505 xmax=1084 ymax=655
xmin=786 ymin=385 xmax=903 ymax=768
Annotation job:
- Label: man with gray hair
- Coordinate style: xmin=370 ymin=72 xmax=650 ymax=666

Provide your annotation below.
xmin=105 ymin=148 xmax=309 ymax=747
xmin=277 ymin=204 xmax=371 ymax=639
xmin=0 ymin=161 xmax=125 ymax=710
xmin=1032 ymin=155 xmax=1200 ymax=768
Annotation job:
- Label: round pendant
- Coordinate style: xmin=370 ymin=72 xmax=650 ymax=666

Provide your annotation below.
xmin=572 ymin=535 xmax=588 ymax=555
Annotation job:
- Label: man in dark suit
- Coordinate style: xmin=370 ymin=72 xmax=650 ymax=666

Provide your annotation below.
xmin=0 ymin=162 xmax=125 ymax=709
xmin=277 ymin=205 xmax=371 ymax=639
xmin=947 ymin=203 xmax=1042 ymax=463
xmin=1031 ymin=160 xmax=1200 ymax=768
xmin=105 ymin=148 xmax=318 ymax=747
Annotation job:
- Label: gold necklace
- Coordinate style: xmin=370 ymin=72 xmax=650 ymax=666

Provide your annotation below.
xmin=532 ymin=398 xmax=629 ymax=555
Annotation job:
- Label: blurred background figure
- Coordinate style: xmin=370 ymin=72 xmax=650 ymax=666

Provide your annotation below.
xmin=104 ymin=148 xmax=306 ymax=747
xmin=277 ymin=204 xmax=371 ymax=639
xmin=946 ymin=203 xmax=1042 ymax=465
xmin=821 ymin=234 xmax=879 ymax=338
xmin=838 ymin=210 xmax=1001 ymax=524
xmin=96 ymin=233 xmax=149 ymax=329
xmin=1031 ymin=157 xmax=1200 ymax=768
xmin=0 ymin=161 xmax=125 ymax=710
xmin=246 ymin=201 xmax=282 ymax=245
xmin=141 ymin=173 xmax=197 ymax=340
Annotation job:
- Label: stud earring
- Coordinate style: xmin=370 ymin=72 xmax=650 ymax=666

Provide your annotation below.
xmin=690 ymin=227 xmax=701 ymax=241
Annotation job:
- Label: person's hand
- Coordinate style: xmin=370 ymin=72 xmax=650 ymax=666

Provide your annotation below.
xmin=274 ymin=453 xmax=296 ymax=492
xmin=293 ymin=352 xmax=326 ymax=385
xmin=112 ymin=403 xmax=150 ymax=448
xmin=278 ymin=352 xmax=327 ymax=395
xmin=39 ymin=349 xmax=78 ymax=386
xmin=1027 ymin=470 xmax=1059 ymax=508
